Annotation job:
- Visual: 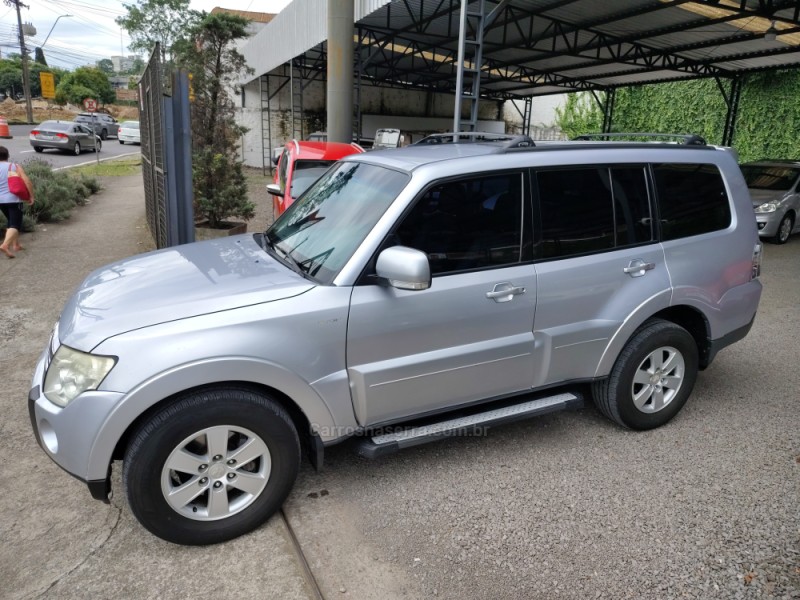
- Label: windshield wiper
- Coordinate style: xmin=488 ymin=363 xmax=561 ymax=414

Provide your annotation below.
xmin=262 ymin=231 xmax=306 ymax=276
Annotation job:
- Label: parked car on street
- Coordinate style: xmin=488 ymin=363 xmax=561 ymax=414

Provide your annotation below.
xmin=74 ymin=112 xmax=119 ymax=140
xmin=267 ymin=140 xmax=364 ymax=215
xmin=29 ymin=120 xmax=102 ymax=155
xmin=740 ymin=160 xmax=800 ymax=244
xmin=29 ymin=133 xmax=762 ymax=545
xmin=118 ymin=121 xmax=140 ymax=145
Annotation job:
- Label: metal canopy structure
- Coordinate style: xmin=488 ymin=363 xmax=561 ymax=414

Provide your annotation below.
xmin=243 ymin=0 xmax=800 ymax=160
xmin=249 ymin=0 xmax=800 ymax=99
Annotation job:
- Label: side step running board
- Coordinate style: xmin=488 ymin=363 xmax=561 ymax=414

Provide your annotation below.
xmin=356 ymin=391 xmax=583 ymax=459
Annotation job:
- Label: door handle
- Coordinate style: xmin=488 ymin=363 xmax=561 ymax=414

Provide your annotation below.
xmin=486 ymin=282 xmax=526 ymax=303
xmin=623 ymin=260 xmax=656 ymax=277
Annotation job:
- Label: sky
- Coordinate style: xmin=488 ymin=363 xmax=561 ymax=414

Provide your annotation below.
xmin=0 ymin=0 xmax=292 ymax=70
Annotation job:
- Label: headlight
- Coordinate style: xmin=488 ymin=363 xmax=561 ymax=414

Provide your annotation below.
xmin=754 ymin=202 xmax=778 ymax=213
xmin=43 ymin=345 xmax=116 ymax=407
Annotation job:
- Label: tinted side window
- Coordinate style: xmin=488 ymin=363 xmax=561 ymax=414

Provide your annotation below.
xmin=611 ymin=167 xmax=653 ymax=245
xmin=653 ymin=163 xmax=731 ymax=240
xmin=536 ymin=166 xmax=655 ymax=258
xmin=397 ymin=173 xmax=525 ymax=275
xmin=536 ymin=168 xmax=614 ymax=258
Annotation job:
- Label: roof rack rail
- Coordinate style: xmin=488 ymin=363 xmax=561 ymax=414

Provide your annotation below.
xmin=573 ymin=132 xmax=707 ymax=146
xmin=414 ymin=131 xmax=535 ymax=149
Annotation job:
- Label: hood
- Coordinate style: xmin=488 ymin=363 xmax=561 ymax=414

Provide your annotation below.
xmin=749 ymin=188 xmax=787 ymax=205
xmin=59 ymin=234 xmax=314 ymax=350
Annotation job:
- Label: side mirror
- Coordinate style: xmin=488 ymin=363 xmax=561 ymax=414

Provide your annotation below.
xmin=376 ymin=246 xmax=431 ymax=291
xmin=266 ymin=183 xmax=282 ymax=197
xmin=272 ymin=155 xmax=280 ymax=166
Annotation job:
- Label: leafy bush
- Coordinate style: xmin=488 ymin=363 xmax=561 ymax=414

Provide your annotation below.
xmin=21 ymin=159 xmax=100 ymax=224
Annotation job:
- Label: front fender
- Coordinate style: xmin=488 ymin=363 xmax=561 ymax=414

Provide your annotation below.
xmin=86 ymin=357 xmax=345 ymax=482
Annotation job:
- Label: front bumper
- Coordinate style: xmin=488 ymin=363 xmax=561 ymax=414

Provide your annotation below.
xmin=28 ymin=340 xmax=123 ymax=502
xmin=756 ymin=213 xmax=780 ymax=236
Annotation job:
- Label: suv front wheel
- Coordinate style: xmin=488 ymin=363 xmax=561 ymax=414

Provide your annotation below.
xmin=123 ymin=387 xmax=301 ymax=545
xmin=592 ymin=319 xmax=698 ymax=430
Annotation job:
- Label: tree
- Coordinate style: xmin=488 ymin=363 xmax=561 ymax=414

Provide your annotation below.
xmin=54 ymin=67 xmax=115 ymax=105
xmin=554 ymin=93 xmax=604 ymax=139
xmin=34 ymin=47 xmax=47 ymax=66
xmin=125 ymin=57 xmax=145 ymax=75
xmin=97 ymin=58 xmax=115 ymax=75
xmin=116 ymin=0 xmax=200 ymax=63
xmin=175 ymin=12 xmax=254 ymax=228
xmin=0 ymin=59 xmax=23 ymax=98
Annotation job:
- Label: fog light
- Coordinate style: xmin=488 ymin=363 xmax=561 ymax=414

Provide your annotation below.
xmin=40 ymin=419 xmax=58 ymax=454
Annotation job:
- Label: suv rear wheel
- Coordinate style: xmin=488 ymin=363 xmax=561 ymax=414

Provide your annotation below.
xmin=123 ymin=387 xmax=301 ymax=545
xmin=592 ymin=319 xmax=698 ymax=430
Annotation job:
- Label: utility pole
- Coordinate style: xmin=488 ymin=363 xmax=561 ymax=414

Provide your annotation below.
xmin=5 ymin=0 xmax=34 ymax=124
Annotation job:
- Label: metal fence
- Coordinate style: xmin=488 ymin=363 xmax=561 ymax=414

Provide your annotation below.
xmin=139 ymin=43 xmax=194 ymax=249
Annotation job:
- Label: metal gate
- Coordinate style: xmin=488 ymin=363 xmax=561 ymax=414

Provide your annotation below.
xmin=139 ymin=43 xmax=194 ymax=248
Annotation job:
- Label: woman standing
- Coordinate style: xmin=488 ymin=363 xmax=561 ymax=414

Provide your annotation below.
xmin=0 ymin=145 xmax=34 ymax=259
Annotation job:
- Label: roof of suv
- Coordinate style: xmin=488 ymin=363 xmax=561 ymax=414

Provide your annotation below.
xmin=346 ymin=137 xmax=722 ymax=173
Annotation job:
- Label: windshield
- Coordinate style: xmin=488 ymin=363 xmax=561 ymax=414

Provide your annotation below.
xmin=290 ymin=160 xmax=334 ymax=198
xmin=122 ymin=121 xmax=140 ymax=129
xmin=740 ymin=165 xmax=799 ymax=191
xmin=268 ymin=161 xmax=409 ymax=284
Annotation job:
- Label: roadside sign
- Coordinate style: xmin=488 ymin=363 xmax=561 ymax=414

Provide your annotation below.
xmin=40 ymin=72 xmax=55 ymax=99
xmin=82 ymin=97 xmax=97 ymax=112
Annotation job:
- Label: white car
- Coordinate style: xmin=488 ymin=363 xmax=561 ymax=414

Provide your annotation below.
xmin=118 ymin=121 xmax=140 ymax=145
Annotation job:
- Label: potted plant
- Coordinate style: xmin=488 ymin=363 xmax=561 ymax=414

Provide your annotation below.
xmin=176 ymin=12 xmax=255 ymax=238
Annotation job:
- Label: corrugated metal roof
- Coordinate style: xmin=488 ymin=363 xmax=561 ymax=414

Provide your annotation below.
xmin=241 ymin=0 xmax=800 ymax=98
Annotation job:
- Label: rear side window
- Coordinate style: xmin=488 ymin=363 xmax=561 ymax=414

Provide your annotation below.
xmin=535 ymin=166 xmax=653 ymax=259
xmin=653 ymin=164 xmax=731 ymax=240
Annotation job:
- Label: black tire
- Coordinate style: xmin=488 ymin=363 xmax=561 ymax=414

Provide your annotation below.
xmin=95 ymin=140 xmax=102 ymax=153
xmin=73 ymin=142 xmax=81 ymax=155
xmin=771 ymin=213 xmax=794 ymax=245
xmin=100 ymin=128 xmax=108 ymax=140
xmin=33 ymin=146 xmax=43 ymax=153
xmin=592 ymin=319 xmax=698 ymax=430
xmin=119 ymin=140 xmax=125 ymax=145
xmin=123 ymin=387 xmax=300 ymax=545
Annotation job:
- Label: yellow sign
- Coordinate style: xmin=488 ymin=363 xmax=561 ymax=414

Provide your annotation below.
xmin=40 ymin=72 xmax=55 ymax=99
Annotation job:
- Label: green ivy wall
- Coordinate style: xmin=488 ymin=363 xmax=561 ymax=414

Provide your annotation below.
xmin=555 ymin=69 xmax=800 ymax=163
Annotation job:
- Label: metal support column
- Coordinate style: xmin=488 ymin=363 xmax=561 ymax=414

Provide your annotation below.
xmin=721 ymin=76 xmax=743 ymax=147
xmin=260 ymin=74 xmax=273 ymax=175
xmin=602 ymin=88 xmax=616 ymax=134
xmin=453 ymin=0 xmax=486 ymax=132
xmin=290 ymin=59 xmax=304 ymax=140
xmin=354 ymin=49 xmax=362 ymax=143
xmin=522 ymin=97 xmax=532 ymax=136
xmin=327 ymin=0 xmax=355 ymax=143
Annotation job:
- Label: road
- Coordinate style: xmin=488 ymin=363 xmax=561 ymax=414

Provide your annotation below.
xmin=3 ymin=124 xmax=140 ymax=169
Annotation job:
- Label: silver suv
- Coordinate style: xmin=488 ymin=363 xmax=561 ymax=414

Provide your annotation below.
xmin=28 ymin=134 xmax=763 ymax=545
xmin=74 ymin=112 xmax=119 ymax=140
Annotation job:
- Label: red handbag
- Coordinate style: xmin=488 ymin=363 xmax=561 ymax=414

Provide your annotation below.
xmin=8 ymin=164 xmax=31 ymax=203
